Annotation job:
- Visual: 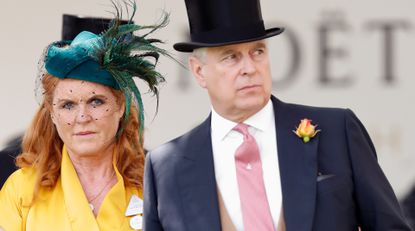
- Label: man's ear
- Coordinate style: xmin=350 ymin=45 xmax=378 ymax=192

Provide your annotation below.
xmin=188 ymin=56 xmax=207 ymax=88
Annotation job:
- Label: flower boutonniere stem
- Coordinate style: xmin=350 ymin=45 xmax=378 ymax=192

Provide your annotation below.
xmin=293 ymin=118 xmax=321 ymax=143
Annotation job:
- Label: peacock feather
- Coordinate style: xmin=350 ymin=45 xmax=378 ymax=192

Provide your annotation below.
xmin=92 ymin=0 xmax=173 ymax=140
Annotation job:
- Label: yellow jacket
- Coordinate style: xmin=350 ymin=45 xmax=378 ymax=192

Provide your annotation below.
xmin=0 ymin=146 xmax=143 ymax=231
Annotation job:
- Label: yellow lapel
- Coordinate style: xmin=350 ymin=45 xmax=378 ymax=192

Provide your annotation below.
xmin=61 ymin=145 xmax=99 ymax=231
xmin=61 ymin=145 xmax=143 ymax=231
xmin=96 ymin=152 xmax=141 ymax=230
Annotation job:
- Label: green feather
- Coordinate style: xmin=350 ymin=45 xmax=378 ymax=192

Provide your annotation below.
xmin=89 ymin=0 xmax=176 ymax=142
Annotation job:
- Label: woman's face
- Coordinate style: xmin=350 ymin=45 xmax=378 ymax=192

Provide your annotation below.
xmin=50 ymin=78 xmax=124 ymax=157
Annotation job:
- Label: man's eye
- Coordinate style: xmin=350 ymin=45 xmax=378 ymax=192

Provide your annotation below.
xmin=222 ymin=54 xmax=237 ymax=62
xmin=91 ymin=98 xmax=104 ymax=107
xmin=254 ymin=48 xmax=265 ymax=55
xmin=227 ymin=54 xmax=237 ymax=59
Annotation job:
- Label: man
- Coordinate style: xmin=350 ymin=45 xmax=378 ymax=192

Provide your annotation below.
xmin=143 ymin=0 xmax=412 ymax=230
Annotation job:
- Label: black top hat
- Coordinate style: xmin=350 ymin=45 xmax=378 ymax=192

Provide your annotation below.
xmin=174 ymin=0 xmax=284 ymax=52
xmin=62 ymin=14 xmax=129 ymax=40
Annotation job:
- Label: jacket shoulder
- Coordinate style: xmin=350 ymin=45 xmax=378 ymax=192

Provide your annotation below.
xmin=274 ymin=98 xmax=360 ymax=137
xmin=281 ymin=100 xmax=350 ymax=115
xmin=148 ymin=117 xmax=210 ymax=163
xmin=0 ymin=167 xmax=37 ymax=207
xmin=278 ymin=98 xmax=358 ymax=121
xmin=3 ymin=167 xmax=37 ymax=188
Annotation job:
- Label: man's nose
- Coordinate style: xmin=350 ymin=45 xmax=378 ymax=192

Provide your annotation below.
xmin=241 ymin=56 xmax=256 ymax=76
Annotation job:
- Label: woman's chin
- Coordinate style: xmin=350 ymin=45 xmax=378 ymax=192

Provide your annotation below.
xmin=67 ymin=144 xmax=107 ymax=158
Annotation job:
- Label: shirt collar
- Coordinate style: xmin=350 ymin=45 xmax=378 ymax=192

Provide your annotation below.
xmin=211 ymin=99 xmax=275 ymax=141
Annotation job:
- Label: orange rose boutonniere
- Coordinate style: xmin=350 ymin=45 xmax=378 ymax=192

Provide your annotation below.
xmin=293 ymin=118 xmax=321 ymax=143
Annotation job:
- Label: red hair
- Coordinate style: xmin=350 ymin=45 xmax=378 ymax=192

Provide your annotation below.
xmin=16 ymin=74 xmax=144 ymax=198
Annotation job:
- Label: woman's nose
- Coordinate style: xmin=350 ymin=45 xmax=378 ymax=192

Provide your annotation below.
xmin=75 ymin=106 xmax=93 ymax=123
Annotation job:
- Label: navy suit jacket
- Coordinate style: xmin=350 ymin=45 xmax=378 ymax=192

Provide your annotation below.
xmin=143 ymin=96 xmax=411 ymax=231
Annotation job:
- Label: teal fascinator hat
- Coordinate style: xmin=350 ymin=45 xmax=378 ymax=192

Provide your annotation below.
xmin=41 ymin=2 xmax=173 ymax=138
xmin=46 ymin=31 xmax=119 ymax=89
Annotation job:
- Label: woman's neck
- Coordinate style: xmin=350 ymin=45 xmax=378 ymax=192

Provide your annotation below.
xmin=66 ymin=144 xmax=118 ymax=217
xmin=68 ymin=145 xmax=115 ymax=181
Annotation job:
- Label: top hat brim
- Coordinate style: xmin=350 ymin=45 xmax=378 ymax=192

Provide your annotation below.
xmin=173 ymin=27 xmax=284 ymax=52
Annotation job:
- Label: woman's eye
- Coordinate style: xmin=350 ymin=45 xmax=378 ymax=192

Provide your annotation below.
xmin=91 ymin=98 xmax=104 ymax=107
xmin=62 ymin=102 xmax=74 ymax=110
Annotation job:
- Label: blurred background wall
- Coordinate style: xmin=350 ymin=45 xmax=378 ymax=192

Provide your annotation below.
xmin=0 ymin=0 xmax=414 ymax=201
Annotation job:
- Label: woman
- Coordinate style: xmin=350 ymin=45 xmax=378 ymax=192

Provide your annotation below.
xmin=0 ymin=3 xmax=170 ymax=230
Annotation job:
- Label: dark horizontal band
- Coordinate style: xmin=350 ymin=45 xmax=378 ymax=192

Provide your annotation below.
xmin=174 ymin=27 xmax=284 ymax=52
xmin=191 ymin=21 xmax=266 ymax=44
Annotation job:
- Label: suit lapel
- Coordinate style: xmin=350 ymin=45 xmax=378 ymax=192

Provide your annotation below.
xmin=176 ymin=116 xmax=222 ymax=231
xmin=174 ymin=97 xmax=319 ymax=230
xmin=272 ymin=97 xmax=319 ymax=231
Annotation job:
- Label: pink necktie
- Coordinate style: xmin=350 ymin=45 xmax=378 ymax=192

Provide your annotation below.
xmin=234 ymin=123 xmax=274 ymax=231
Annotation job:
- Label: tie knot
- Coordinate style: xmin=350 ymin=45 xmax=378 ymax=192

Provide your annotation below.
xmin=233 ymin=123 xmax=250 ymax=136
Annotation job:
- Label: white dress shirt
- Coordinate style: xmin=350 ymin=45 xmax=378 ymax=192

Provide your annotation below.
xmin=211 ymin=100 xmax=282 ymax=231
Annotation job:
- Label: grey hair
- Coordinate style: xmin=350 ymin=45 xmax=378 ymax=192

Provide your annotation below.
xmin=191 ymin=47 xmax=208 ymax=63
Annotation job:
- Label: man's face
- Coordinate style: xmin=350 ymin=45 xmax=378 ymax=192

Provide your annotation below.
xmin=189 ymin=40 xmax=272 ymax=122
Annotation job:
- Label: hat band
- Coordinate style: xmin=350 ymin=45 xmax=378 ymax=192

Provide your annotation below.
xmin=190 ymin=21 xmax=266 ymax=44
